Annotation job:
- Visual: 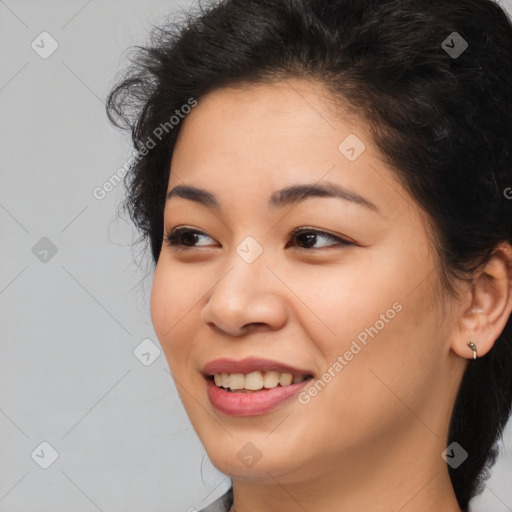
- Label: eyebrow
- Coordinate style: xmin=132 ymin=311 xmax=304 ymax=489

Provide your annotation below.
xmin=166 ymin=182 xmax=380 ymax=213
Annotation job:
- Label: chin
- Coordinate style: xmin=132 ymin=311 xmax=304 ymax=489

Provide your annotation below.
xmin=204 ymin=441 xmax=306 ymax=483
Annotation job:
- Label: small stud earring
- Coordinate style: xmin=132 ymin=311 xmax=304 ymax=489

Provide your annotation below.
xmin=467 ymin=341 xmax=478 ymax=360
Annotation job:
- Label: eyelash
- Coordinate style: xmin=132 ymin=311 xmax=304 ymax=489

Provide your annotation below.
xmin=163 ymin=226 xmax=353 ymax=252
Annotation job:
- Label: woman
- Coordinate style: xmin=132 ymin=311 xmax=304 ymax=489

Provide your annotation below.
xmin=106 ymin=0 xmax=512 ymax=510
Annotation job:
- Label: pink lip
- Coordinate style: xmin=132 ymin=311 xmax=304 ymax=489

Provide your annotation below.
xmin=202 ymin=357 xmax=313 ymax=377
xmin=202 ymin=357 xmax=314 ymax=416
xmin=206 ymin=378 xmax=311 ymax=416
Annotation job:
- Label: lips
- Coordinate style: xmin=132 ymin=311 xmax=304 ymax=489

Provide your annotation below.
xmin=206 ymin=377 xmax=311 ymax=416
xmin=202 ymin=357 xmax=315 ymax=415
xmin=202 ymin=357 xmax=314 ymax=377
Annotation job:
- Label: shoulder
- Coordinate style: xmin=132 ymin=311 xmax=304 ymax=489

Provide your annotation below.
xmin=197 ymin=488 xmax=233 ymax=512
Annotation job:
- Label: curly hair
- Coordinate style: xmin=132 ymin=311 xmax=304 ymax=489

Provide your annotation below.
xmin=106 ymin=0 xmax=512 ymax=509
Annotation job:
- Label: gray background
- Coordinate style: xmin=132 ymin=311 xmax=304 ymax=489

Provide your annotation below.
xmin=0 ymin=1 xmax=511 ymax=511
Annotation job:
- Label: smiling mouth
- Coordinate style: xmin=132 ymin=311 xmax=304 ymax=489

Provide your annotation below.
xmin=207 ymin=371 xmax=314 ymax=393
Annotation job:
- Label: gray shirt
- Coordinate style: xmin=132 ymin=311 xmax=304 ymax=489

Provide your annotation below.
xmin=198 ymin=488 xmax=233 ymax=512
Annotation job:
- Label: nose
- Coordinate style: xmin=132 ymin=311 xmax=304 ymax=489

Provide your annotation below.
xmin=200 ymin=254 xmax=288 ymax=337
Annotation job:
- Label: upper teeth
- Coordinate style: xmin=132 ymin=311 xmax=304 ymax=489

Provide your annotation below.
xmin=213 ymin=371 xmax=306 ymax=390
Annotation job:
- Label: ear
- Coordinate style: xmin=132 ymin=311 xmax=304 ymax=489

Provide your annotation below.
xmin=451 ymin=242 xmax=512 ymax=360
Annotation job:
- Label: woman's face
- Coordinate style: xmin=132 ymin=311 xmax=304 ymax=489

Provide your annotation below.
xmin=151 ymin=78 xmax=465 ymax=484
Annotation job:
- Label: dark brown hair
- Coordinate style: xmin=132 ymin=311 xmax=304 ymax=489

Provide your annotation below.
xmin=106 ymin=1 xmax=512 ymax=509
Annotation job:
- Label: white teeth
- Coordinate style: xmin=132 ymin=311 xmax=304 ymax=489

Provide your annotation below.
xmin=245 ymin=371 xmax=264 ymax=390
xmin=279 ymin=373 xmax=293 ymax=386
xmin=228 ymin=373 xmax=245 ymax=390
xmin=263 ymin=371 xmax=280 ymax=388
xmin=212 ymin=371 xmax=307 ymax=390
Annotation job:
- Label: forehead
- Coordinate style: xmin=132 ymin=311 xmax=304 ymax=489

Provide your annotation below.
xmin=167 ymin=78 xmax=411 ymax=223
xmin=175 ymin=78 xmax=352 ymax=148
xmin=171 ymin=80 xmax=363 ymax=176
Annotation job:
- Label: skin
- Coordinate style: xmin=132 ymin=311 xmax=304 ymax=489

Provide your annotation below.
xmin=150 ymin=78 xmax=512 ymax=512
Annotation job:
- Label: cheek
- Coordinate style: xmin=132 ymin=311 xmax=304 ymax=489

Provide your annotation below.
xmin=150 ymin=261 xmax=198 ymax=371
xmin=281 ymin=255 xmax=402 ymax=354
xmin=290 ymin=247 xmax=442 ymax=411
xmin=150 ymin=263 xmax=172 ymax=344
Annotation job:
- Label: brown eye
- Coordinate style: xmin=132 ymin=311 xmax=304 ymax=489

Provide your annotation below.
xmin=290 ymin=228 xmax=353 ymax=250
xmin=163 ymin=226 xmax=353 ymax=251
xmin=163 ymin=227 xmax=216 ymax=248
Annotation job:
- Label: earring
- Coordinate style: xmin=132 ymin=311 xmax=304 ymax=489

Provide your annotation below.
xmin=467 ymin=341 xmax=478 ymax=360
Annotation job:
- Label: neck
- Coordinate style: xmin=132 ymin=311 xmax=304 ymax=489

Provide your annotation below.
xmin=228 ymin=422 xmax=463 ymax=512
xmin=230 ymin=469 xmax=461 ymax=512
